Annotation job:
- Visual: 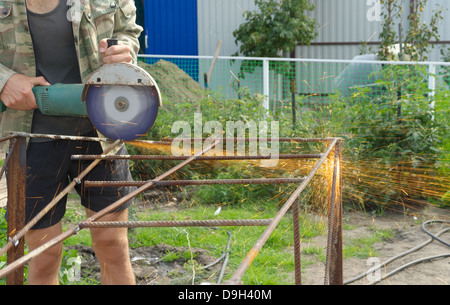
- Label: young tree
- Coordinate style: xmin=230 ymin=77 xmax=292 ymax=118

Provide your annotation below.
xmin=377 ymin=0 xmax=443 ymax=61
xmin=403 ymin=0 xmax=443 ymax=61
xmin=233 ymin=0 xmax=317 ymax=58
xmin=378 ymin=0 xmax=402 ymax=61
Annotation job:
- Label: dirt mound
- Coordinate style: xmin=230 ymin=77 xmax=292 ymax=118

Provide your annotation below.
xmin=138 ymin=59 xmax=203 ymax=104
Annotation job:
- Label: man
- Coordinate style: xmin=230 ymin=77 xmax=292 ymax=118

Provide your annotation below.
xmin=0 ymin=0 xmax=143 ymax=284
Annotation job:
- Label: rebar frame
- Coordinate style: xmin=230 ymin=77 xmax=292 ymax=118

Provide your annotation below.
xmin=0 ymin=133 xmax=343 ymax=285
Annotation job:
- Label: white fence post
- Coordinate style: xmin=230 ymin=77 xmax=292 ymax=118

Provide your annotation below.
xmin=263 ymin=58 xmax=270 ymax=111
xmin=428 ymin=63 xmax=436 ymax=120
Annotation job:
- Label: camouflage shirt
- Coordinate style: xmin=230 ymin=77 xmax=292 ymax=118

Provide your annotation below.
xmin=0 ymin=0 xmax=142 ymax=150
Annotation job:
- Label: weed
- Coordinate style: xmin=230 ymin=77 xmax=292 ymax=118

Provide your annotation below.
xmin=344 ymin=228 xmax=394 ymax=259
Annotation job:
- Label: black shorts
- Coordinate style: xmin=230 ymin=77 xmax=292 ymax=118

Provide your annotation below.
xmin=22 ymin=132 xmax=136 ymax=230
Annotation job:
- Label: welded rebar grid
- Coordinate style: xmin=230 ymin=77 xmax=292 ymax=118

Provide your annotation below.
xmin=0 ymin=132 xmax=343 ymax=285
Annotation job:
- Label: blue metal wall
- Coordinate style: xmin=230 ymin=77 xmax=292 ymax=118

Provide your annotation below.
xmin=144 ymin=0 xmax=199 ymax=56
xmin=144 ymin=0 xmax=199 ymax=81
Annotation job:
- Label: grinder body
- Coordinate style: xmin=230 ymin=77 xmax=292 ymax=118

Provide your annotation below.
xmin=0 ymin=84 xmax=86 ymax=116
xmin=0 ymin=63 xmax=162 ymax=141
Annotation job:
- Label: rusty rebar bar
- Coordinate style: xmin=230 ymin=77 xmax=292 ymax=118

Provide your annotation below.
xmin=0 ymin=134 xmax=19 ymax=144
xmin=324 ymin=147 xmax=339 ymax=285
xmin=0 ymin=135 xmax=344 ymax=285
xmin=6 ymin=136 xmax=26 ymax=285
xmin=82 ymin=140 xmax=220 ymax=224
xmin=0 ymin=139 xmax=122 ymax=258
xmin=292 ymin=198 xmax=302 ymax=285
xmin=71 ymin=153 xmax=322 ymax=161
xmin=0 ymin=137 xmax=16 ymax=181
xmin=84 ymin=178 xmax=306 ymax=188
xmin=159 ymin=137 xmax=337 ymax=143
xmin=0 ymin=226 xmax=80 ymax=280
xmin=10 ymin=132 xmax=114 ymax=143
xmin=0 ymin=140 xmax=219 ymax=280
xmin=225 ymin=138 xmax=339 ymax=284
xmin=79 ymin=218 xmax=273 ymax=229
xmin=9 ymin=132 xmax=171 ymax=146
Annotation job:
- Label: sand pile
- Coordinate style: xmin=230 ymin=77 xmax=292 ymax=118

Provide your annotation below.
xmin=138 ymin=59 xmax=203 ymax=104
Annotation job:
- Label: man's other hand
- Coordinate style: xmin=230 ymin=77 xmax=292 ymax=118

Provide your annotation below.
xmin=99 ymin=39 xmax=133 ymax=64
xmin=0 ymin=74 xmax=50 ymax=111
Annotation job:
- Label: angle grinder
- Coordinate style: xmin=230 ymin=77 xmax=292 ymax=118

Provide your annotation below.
xmin=0 ymin=40 xmax=162 ymax=141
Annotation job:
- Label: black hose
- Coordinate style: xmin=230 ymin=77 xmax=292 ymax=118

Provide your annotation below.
xmin=200 ymin=228 xmax=232 ymax=284
xmin=344 ymin=219 xmax=449 ymax=285
xmin=217 ymin=230 xmax=232 ymax=284
xmin=422 ymin=220 xmax=450 ymax=247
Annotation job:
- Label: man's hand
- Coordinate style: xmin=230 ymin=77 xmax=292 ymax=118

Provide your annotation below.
xmin=0 ymin=74 xmax=50 ymax=111
xmin=99 ymin=39 xmax=133 ymax=64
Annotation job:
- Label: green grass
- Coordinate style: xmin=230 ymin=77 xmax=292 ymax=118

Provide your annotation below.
xmin=343 ymin=227 xmax=394 ymax=259
xmin=54 ymin=191 xmax=328 ymax=285
xmin=126 ymin=199 xmax=326 ymax=285
xmin=1 ymin=201 xmax=398 ymax=285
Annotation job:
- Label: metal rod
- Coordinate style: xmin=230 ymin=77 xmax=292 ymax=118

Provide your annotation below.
xmin=6 ymin=136 xmax=26 ymax=285
xmin=8 ymin=132 xmax=171 ymax=146
xmin=0 ymin=139 xmax=122 ymax=258
xmin=71 ymin=153 xmax=322 ymax=161
xmin=79 ymin=218 xmax=273 ymax=229
xmin=0 ymin=134 xmax=18 ymax=144
xmin=10 ymin=132 xmax=114 ymax=143
xmin=158 ymin=137 xmax=338 ymax=143
xmin=292 ymin=198 xmax=302 ymax=285
xmin=324 ymin=146 xmax=338 ymax=285
xmin=226 ymin=139 xmax=339 ymax=284
xmin=0 ymin=137 xmax=16 ymax=181
xmin=0 ymin=141 xmax=219 ymax=280
xmin=84 ymin=178 xmax=306 ymax=188
xmin=0 ymin=226 xmax=80 ymax=280
xmin=0 ymin=135 xmax=345 ymax=285
xmin=324 ymin=142 xmax=343 ymax=285
xmin=81 ymin=140 xmax=220 ymax=224
xmin=333 ymin=141 xmax=344 ymax=285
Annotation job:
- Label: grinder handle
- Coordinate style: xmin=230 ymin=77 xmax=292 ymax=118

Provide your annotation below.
xmin=0 ymin=86 xmax=45 ymax=113
xmin=0 ymin=86 xmax=43 ymax=113
xmin=107 ymin=38 xmax=119 ymax=48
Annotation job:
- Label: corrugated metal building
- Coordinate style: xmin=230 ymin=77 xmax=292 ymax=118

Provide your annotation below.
xmin=139 ymin=0 xmax=450 ymax=61
xmin=296 ymin=0 xmax=450 ymax=61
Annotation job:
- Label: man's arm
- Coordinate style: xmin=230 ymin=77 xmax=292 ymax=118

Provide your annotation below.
xmin=0 ymin=63 xmax=49 ymax=111
xmin=99 ymin=1 xmax=143 ymax=65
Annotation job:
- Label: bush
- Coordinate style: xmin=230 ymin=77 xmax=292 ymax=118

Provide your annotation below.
xmin=128 ymin=63 xmax=448 ymax=212
xmin=325 ymin=64 xmax=449 ymax=210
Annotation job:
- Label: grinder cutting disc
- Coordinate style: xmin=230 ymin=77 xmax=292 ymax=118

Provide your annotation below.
xmin=86 ymin=85 xmax=159 ymax=141
xmin=83 ymin=63 xmax=162 ymax=141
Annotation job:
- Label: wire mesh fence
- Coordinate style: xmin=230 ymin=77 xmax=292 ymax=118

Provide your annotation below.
xmin=137 ymin=54 xmax=450 ymax=120
xmin=136 ymin=54 xmax=450 ymax=210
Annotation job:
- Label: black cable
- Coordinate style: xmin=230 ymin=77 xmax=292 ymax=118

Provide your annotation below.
xmin=344 ymin=219 xmax=449 ymax=285
xmin=217 ymin=230 xmax=232 ymax=284
xmin=200 ymin=228 xmax=232 ymax=284
xmin=422 ymin=220 xmax=450 ymax=248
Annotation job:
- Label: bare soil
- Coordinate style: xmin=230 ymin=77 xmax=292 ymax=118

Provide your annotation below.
xmin=302 ymin=205 xmax=449 ymax=285
xmin=67 ymin=243 xmax=224 ymax=285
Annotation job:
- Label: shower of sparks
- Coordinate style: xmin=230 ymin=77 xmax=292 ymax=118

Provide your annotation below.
xmin=127 ymin=139 xmax=449 ymax=221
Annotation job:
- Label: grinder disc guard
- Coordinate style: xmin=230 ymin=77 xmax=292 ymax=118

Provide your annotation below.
xmin=86 ymin=84 xmax=159 ymax=141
